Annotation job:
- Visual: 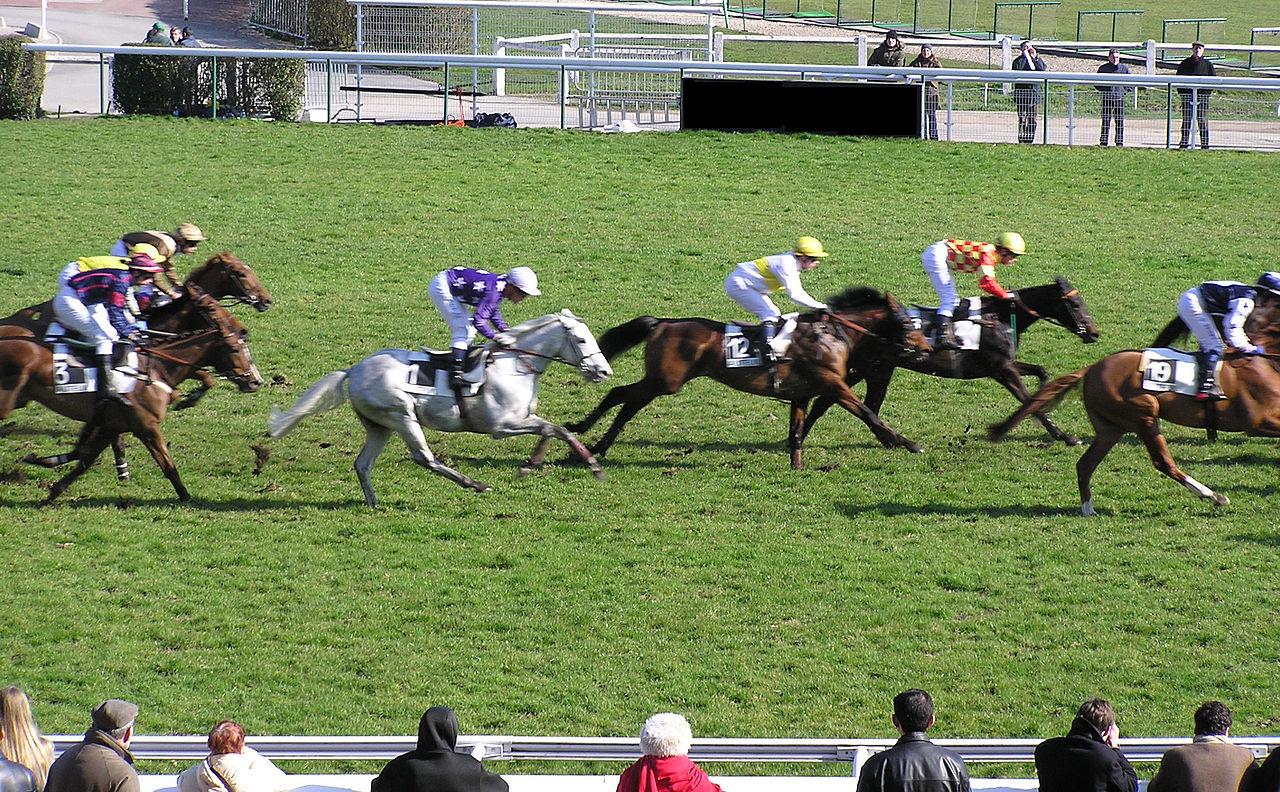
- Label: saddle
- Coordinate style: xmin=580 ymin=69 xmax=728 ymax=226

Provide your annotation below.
xmin=1138 ymin=347 xmax=1224 ymax=399
xmin=405 ymin=347 xmax=490 ymax=395
xmin=723 ymin=315 xmax=798 ymax=369
xmin=908 ymin=299 xmax=984 ymax=351
xmin=43 ymin=322 xmax=146 ymax=395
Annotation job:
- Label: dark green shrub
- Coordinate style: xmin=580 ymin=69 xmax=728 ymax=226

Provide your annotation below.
xmin=112 ymin=48 xmax=304 ymax=120
xmin=307 ymin=0 xmax=356 ymax=50
xmin=0 ymin=35 xmax=46 ymax=119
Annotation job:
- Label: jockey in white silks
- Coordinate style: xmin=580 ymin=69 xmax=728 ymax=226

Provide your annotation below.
xmin=724 ymin=236 xmax=830 ymax=360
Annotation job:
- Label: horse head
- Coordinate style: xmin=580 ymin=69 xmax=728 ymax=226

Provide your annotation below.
xmin=1247 ymin=292 xmax=1280 ymax=354
xmin=827 ymin=286 xmax=931 ymax=357
xmin=1051 ymin=276 xmax=1099 ymax=343
xmin=883 ymin=291 xmax=932 ymax=356
xmin=554 ymin=309 xmax=612 ymax=383
xmin=187 ymin=292 xmax=263 ymax=393
xmin=184 ymin=252 xmax=273 ymax=312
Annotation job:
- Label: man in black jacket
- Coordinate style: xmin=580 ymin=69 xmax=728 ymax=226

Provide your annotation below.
xmin=1095 ymin=49 xmax=1131 ymax=146
xmin=856 ymin=689 xmax=971 ymax=792
xmin=1177 ymin=42 xmax=1216 ymax=149
xmin=1035 ymin=699 xmax=1138 ymax=792
xmin=370 ymin=707 xmax=508 ymax=792
xmin=1011 ymin=41 xmax=1048 ymax=143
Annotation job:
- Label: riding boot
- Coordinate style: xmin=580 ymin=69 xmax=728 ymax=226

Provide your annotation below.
xmin=761 ymin=319 xmax=781 ymax=363
xmin=95 ymin=354 xmax=128 ymax=405
xmin=113 ymin=341 xmax=139 ymax=377
xmin=448 ymin=347 xmax=467 ymax=389
xmin=1195 ymin=351 xmax=1223 ymax=401
xmin=936 ymin=315 xmax=960 ymax=350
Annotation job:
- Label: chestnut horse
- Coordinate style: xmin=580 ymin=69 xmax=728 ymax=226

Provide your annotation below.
xmin=0 ymin=293 xmax=263 ymax=503
xmin=569 ymin=287 xmax=931 ymax=469
xmin=988 ymin=294 xmax=1280 ymax=514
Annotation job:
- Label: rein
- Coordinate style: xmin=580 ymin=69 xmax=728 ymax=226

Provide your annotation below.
xmin=137 ymin=328 xmax=221 ymax=367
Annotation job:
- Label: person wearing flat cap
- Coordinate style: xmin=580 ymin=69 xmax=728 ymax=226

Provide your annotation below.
xmin=45 ymin=700 xmax=139 ymax=792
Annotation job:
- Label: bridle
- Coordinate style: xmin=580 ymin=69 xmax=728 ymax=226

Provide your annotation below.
xmin=138 ymin=294 xmax=259 ymax=388
xmin=1010 ymin=287 xmax=1094 ymax=338
xmin=503 ymin=316 xmax=606 ymax=375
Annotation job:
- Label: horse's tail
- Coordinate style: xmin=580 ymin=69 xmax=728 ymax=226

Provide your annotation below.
xmin=987 ymin=367 xmax=1090 ymax=441
xmin=599 ymin=316 xmax=661 ymax=361
xmin=268 ymin=370 xmax=349 ymax=438
xmin=1151 ymin=315 xmax=1189 ymax=347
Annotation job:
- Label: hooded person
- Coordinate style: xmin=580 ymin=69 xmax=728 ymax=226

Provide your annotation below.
xmin=369 ymin=707 xmax=507 ymax=792
xmin=616 ymin=713 xmax=722 ymax=792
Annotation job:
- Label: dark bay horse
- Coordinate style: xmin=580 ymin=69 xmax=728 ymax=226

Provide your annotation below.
xmin=988 ymin=294 xmax=1280 ymax=514
xmin=801 ymin=277 xmax=1099 ymax=446
xmin=0 ymin=293 xmax=263 ymax=502
xmin=568 ymin=287 xmax=932 ymax=469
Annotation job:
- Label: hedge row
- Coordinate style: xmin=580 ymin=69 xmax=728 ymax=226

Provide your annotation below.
xmin=307 ymin=0 xmax=356 ymax=50
xmin=113 ymin=45 xmax=304 ymax=120
xmin=0 ymin=35 xmax=45 ymax=119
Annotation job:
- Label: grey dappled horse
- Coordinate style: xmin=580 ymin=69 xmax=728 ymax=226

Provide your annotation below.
xmin=268 ymin=310 xmax=613 ymax=505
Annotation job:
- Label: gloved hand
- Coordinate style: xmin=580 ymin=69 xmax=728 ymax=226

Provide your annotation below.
xmin=493 ymin=332 xmax=517 ymax=347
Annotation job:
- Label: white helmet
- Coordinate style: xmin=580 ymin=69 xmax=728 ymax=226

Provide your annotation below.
xmin=506 ymin=266 xmax=541 ymax=296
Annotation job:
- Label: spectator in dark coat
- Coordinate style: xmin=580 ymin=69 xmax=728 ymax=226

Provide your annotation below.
xmin=45 ymin=700 xmax=140 ymax=792
xmin=1176 ymin=42 xmax=1216 ymax=149
xmin=1253 ymin=747 xmax=1280 ymax=792
xmin=909 ymin=44 xmax=942 ymax=140
xmin=370 ymin=707 xmax=507 ymax=792
xmin=142 ymin=23 xmax=168 ymax=44
xmin=1095 ymin=48 xmax=1131 ymax=146
xmin=868 ymin=31 xmax=905 ymax=67
xmin=856 ymin=689 xmax=970 ymax=792
xmin=1148 ymin=701 xmax=1257 ymax=792
xmin=1034 ymin=698 xmax=1138 ymax=792
xmin=1011 ymin=40 xmax=1047 ymax=143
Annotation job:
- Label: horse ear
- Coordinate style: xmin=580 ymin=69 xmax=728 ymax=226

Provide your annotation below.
xmin=560 ymin=308 xmax=577 ymax=319
xmin=1055 ymin=275 xmax=1070 ymax=290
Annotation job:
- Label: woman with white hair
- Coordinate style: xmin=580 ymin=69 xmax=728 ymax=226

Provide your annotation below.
xmin=616 ymin=713 xmax=722 ymax=792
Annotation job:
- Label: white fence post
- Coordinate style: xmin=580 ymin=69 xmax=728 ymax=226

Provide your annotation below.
xmin=1145 ymin=39 xmax=1155 ymax=74
xmin=856 ymin=34 xmax=866 ymax=66
xmin=493 ymin=38 xmax=506 ymax=96
xmin=713 ymin=31 xmax=724 ymax=62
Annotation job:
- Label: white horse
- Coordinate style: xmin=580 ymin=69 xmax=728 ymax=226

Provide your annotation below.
xmin=268 ymin=310 xmax=613 ymax=504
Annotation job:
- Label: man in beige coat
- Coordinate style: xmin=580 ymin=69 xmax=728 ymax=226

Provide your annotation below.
xmin=1148 ymin=701 xmax=1257 ymax=792
xmin=45 ymin=700 xmax=140 ymax=792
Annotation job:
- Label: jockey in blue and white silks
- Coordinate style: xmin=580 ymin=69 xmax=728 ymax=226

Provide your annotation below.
xmin=428 ymin=265 xmax=541 ymax=386
xmin=1176 ymin=274 xmax=1280 ymax=399
xmin=724 ymin=236 xmax=829 ymax=359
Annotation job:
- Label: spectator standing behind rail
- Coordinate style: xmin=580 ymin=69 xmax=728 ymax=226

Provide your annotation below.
xmin=909 ymin=44 xmax=941 ymax=140
xmin=1034 ymin=698 xmax=1138 ymax=792
xmin=0 ymin=688 xmax=53 ymax=792
xmin=1147 ymin=701 xmax=1257 ymax=792
xmin=855 ymin=689 xmax=971 ymax=792
xmin=370 ymin=706 xmax=508 ymax=792
xmin=1011 ymin=41 xmax=1047 ymax=144
xmin=177 ymin=722 xmax=290 ymax=792
xmin=1177 ymin=42 xmax=1215 ymax=149
xmin=868 ymin=31 xmax=905 ymax=67
xmin=45 ymin=700 xmax=140 ymax=792
xmin=1095 ymin=49 xmax=1131 ymax=146
xmin=143 ymin=23 xmax=168 ymax=44
xmin=616 ymin=713 xmax=722 ymax=792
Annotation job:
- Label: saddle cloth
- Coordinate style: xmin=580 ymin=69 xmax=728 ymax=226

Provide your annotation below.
xmin=47 ymin=342 xmax=141 ymax=396
xmin=723 ymin=314 xmax=798 ymax=369
xmin=403 ymin=347 xmax=488 ymax=396
xmin=908 ymin=298 xmax=983 ymax=351
xmin=1139 ymin=347 xmax=1223 ymax=398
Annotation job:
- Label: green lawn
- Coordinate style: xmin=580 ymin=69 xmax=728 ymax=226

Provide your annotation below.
xmin=2 ymin=119 xmax=1280 ymax=778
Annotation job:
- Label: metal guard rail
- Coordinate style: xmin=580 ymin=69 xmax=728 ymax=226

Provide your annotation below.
xmin=20 ymin=44 xmax=1280 ymax=93
xmin=45 ymin=734 xmax=1280 ymax=763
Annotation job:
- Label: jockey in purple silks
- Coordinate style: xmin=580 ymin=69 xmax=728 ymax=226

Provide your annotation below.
xmin=427 ymin=265 xmax=541 ymax=386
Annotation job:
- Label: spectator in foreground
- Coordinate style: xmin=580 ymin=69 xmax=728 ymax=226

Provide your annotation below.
xmin=0 ymin=687 xmax=54 ymax=791
xmin=868 ymin=31 xmax=905 ymax=67
xmin=856 ymin=689 xmax=970 ymax=792
xmin=1011 ymin=40 xmax=1047 ymax=144
xmin=143 ymin=23 xmax=169 ymax=44
xmin=1147 ymin=701 xmax=1257 ymax=792
xmin=0 ymin=755 xmax=33 ymax=792
xmin=1034 ymin=698 xmax=1137 ymax=792
xmin=177 ymin=721 xmax=290 ymax=792
xmin=908 ymin=44 xmax=941 ymax=140
xmin=1095 ymin=48 xmax=1131 ymax=146
xmin=370 ymin=706 xmax=507 ymax=792
xmin=617 ymin=713 xmax=721 ymax=792
xmin=45 ymin=700 xmax=140 ymax=792
xmin=1253 ymin=747 xmax=1280 ymax=792
xmin=1176 ymin=42 xmax=1215 ymax=149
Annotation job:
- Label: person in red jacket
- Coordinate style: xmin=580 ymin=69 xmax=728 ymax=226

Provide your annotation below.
xmin=616 ymin=713 xmax=722 ymax=792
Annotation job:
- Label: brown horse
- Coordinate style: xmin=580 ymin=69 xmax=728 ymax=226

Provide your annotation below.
xmin=988 ymin=294 xmax=1280 ymax=514
xmin=568 ymin=287 xmax=932 ymax=469
xmin=0 ymin=293 xmax=263 ymax=503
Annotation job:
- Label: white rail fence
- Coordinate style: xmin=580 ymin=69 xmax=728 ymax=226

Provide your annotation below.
xmin=22 ymin=43 xmax=1280 ymax=150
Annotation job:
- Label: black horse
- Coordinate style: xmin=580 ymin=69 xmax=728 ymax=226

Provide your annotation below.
xmin=800 ymin=277 xmax=1099 ymax=446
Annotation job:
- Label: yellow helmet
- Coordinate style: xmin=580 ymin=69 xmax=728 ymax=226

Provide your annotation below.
xmin=128 ymin=242 xmax=165 ymax=264
xmin=793 ymin=236 xmax=829 ymax=259
xmin=995 ymin=232 xmax=1026 ymax=255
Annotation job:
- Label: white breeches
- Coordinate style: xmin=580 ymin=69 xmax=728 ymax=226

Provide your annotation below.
xmin=922 ymin=241 xmax=958 ymax=316
xmin=724 ymin=274 xmax=780 ymax=322
xmin=1176 ymin=289 xmax=1224 ymax=355
xmin=53 ymin=291 xmax=118 ymax=354
xmin=428 ymin=271 xmax=475 ymax=349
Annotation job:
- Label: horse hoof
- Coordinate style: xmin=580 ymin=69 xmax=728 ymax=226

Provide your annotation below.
xmin=1064 ymin=436 xmax=1083 ymax=447
xmin=474 ymin=483 xmax=492 ymax=493
xmin=905 ymin=443 xmax=923 ymax=454
xmin=1211 ymin=493 xmax=1229 ymax=508
xmin=1081 ymin=499 xmax=1096 ymax=517
xmin=591 ymin=467 xmax=605 ymax=481
xmin=517 ymin=466 xmax=533 ymax=478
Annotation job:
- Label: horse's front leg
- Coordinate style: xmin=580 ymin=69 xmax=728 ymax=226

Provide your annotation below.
xmin=816 ymin=370 xmax=922 ymax=453
xmin=519 ymin=436 xmax=554 ymax=478
xmin=998 ymin=364 xmax=1081 ymax=446
xmin=135 ymin=425 xmax=191 ymax=501
xmin=494 ymin=416 xmax=604 ymax=481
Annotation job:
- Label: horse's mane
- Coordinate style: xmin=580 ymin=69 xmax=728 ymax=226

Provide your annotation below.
xmin=509 ymin=313 xmax=567 ymax=335
xmin=825 ymin=286 xmax=888 ymax=313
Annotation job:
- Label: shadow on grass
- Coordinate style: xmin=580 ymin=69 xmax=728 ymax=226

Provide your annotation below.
xmin=836 ymin=500 xmax=1087 ymax=519
xmin=0 ymin=494 xmax=364 ymax=511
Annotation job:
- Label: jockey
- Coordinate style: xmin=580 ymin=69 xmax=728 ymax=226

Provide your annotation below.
xmin=921 ymin=232 xmax=1025 ymax=349
xmin=427 ymin=265 xmax=541 ymax=387
xmin=1176 ymin=273 xmax=1280 ymax=399
xmin=109 ymin=223 xmax=206 ymax=299
xmin=724 ymin=236 xmax=830 ymax=359
xmin=53 ymin=244 xmax=164 ymax=403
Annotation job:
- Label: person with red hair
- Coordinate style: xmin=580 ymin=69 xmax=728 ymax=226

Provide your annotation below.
xmin=176 ymin=722 xmax=288 ymax=792
xmin=616 ymin=713 xmax=722 ymax=792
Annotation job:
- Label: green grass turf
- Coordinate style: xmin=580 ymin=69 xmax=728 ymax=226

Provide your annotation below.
xmin=2 ymin=119 xmax=1280 ymax=776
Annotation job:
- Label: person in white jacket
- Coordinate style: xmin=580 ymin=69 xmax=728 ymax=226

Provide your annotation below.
xmin=724 ymin=236 xmax=829 ymax=360
xmin=177 ymin=722 xmax=290 ymax=792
